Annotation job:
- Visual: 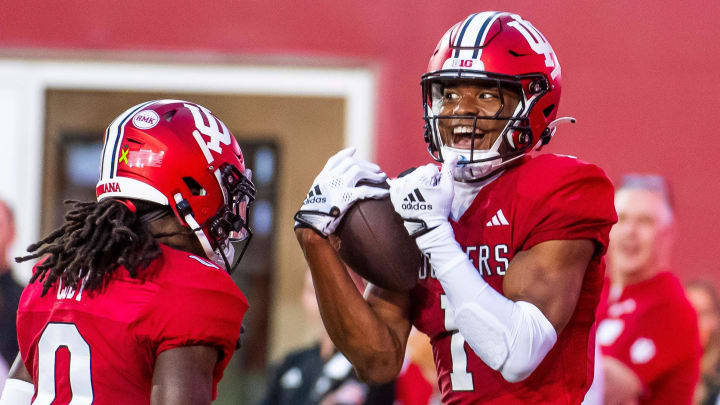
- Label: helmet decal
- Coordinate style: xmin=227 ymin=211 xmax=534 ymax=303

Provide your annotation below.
xmin=132 ymin=109 xmax=160 ymax=130
xmin=185 ymin=102 xmax=232 ymax=163
xmin=100 ymin=100 xmax=155 ymax=180
xmin=452 ymin=13 xmax=480 ymax=58
xmin=506 ymin=16 xmax=560 ymax=79
xmin=451 ymin=11 xmax=502 ymax=60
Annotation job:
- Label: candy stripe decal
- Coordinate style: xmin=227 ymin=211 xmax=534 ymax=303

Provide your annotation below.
xmin=453 ymin=13 xmax=479 ymax=58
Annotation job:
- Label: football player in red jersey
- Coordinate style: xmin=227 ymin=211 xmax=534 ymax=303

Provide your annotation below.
xmin=295 ymin=12 xmax=618 ymax=404
xmin=0 ymin=100 xmax=255 ymax=405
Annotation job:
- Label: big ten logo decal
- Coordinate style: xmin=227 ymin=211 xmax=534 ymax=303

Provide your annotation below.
xmin=451 ymin=59 xmax=474 ymax=68
xmin=185 ymin=103 xmax=231 ymax=159
xmin=507 ymin=16 xmax=560 ymax=79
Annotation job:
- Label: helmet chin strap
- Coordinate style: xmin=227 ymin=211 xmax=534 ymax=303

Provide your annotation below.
xmin=173 ymin=193 xmax=230 ymax=271
xmin=444 ymin=145 xmax=502 ymax=181
xmin=442 ymin=130 xmax=505 ymax=182
xmin=438 ymin=101 xmax=527 ymax=182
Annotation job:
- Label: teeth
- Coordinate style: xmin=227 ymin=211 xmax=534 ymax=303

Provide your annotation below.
xmin=453 ymin=126 xmax=482 ymax=135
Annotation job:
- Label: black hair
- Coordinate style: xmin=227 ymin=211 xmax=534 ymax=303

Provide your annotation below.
xmin=16 ymin=199 xmax=172 ymax=296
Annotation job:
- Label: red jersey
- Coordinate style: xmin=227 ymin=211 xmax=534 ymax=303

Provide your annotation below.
xmin=17 ymin=244 xmax=248 ymax=404
xmin=395 ymin=361 xmax=440 ymax=405
xmin=596 ymin=272 xmax=701 ymax=404
xmin=410 ymin=154 xmax=617 ymax=404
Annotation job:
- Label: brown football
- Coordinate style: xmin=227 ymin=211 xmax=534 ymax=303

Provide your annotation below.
xmin=336 ymin=195 xmax=422 ymax=292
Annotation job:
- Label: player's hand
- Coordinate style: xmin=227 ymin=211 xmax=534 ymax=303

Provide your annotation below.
xmin=294 ymin=147 xmax=389 ymax=237
xmin=389 ymin=152 xmax=458 ymax=238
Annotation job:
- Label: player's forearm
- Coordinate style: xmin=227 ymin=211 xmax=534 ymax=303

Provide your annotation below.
xmin=295 ymin=228 xmax=405 ymax=383
xmin=417 ymin=224 xmax=557 ymax=382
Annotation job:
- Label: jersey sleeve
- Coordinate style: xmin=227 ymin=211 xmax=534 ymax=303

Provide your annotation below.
xmin=140 ymin=261 xmax=248 ymax=398
xmin=517 ymin=159 xmax=617 ymax=255
xmin=601 ymin=303 xmax=699 ymax=386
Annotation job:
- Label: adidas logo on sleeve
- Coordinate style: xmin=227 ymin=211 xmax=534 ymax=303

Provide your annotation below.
xmin=304 ymin=185 xmax=326 ymax=204
xmin=402 ymin=189 xmax=433 ymax=210
xmin=486 ymin=209 xmax=509 ymax=227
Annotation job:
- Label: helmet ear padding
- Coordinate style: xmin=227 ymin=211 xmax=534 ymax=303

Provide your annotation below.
xmin=507 ymin=130 xmax=533 ymax=151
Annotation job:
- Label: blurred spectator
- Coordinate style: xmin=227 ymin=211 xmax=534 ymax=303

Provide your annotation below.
xmin=596 ymin=174 xmax=701 ymax=404
xmin=394 ymin=328 xmax=441 ymax=405
xmin=258 ymin=270 xmax=394 ymax=405
xmin=686 ymin=280 xmax=720 ymax=405
xmin=0 ymin=200 xmax=22 ymax=367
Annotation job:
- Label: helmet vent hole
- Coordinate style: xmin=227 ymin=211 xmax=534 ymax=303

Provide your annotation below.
xmin=543 ymin=104 xmax=555 ymax=118
xmin=162 ymin=109 xmax=178 ymax=122
xmin=183 ymin=177 xmax=207 ymax=196
xmin=126 ymin=137 xmax=142 ymax=144
xmin=508 ymin=49 xmax=522 ymax=57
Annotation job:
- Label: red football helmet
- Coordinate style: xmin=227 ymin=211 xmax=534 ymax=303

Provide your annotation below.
xmin=96 ymin=99 xmax=255 ymax=272
xmin=422 ymin=12 xmax=573 ymax=180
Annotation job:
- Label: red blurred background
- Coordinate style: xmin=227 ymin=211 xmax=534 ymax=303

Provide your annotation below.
xmin=1 ymin=0 xmax=719 ymax=285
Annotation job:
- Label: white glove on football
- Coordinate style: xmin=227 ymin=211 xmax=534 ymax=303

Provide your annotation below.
xmin=294 ymin=147 xmax=389 ymax=236
xmin=389 ymin=153 xmax=458 ymax=240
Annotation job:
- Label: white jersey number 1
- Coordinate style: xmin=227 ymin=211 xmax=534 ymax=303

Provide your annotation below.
xmin=441 ymin=294 xmax=474 ymax=391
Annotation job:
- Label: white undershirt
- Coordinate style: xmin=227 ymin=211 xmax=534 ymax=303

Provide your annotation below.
xmin=450 ymin=171 xmax=503 ymax=221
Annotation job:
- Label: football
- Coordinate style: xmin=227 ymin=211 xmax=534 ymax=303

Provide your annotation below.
xmin=336 ymin=195 xmax=422 ymax=292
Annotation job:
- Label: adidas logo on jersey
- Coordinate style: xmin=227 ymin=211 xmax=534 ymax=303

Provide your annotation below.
xmin=304 ymin=184 xmax=326 ymax=204
xmin=486 ymin=209 xmax=509 ymax=227
xmin=402 ymin=189 xmax=433 ymax=210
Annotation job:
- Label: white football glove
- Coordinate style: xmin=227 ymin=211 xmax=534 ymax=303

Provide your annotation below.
xmin=389 ymin=153 xmax=458 ymax=241
xmin=294 ymin=147 xmax=389 ymax=237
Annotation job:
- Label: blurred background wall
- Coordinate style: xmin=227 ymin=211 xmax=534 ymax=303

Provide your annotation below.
xmin=1 ymin=0 xmax=719 ymax=402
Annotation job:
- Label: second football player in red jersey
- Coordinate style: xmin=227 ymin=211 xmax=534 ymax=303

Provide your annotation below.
xmin=294 ymin=12 xmax=617 ymax=404
xmin=0 ymin=100 xmax=255 ymax=405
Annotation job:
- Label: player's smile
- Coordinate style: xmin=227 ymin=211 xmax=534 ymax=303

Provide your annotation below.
xmin=437 ymin=81 xmax=520 ymax=151
xmin=449 ymin=124 xmax=488 ymax=149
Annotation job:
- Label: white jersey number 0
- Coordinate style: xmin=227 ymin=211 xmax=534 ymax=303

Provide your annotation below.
xmin=34 ymin=323 xmax=94 ymax=405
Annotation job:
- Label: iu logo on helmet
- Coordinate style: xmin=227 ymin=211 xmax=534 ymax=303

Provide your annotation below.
xmin=185 ymin=103 xmax=232 ymax=164
xmin=507 ymin=16 xmax=560 ymax=79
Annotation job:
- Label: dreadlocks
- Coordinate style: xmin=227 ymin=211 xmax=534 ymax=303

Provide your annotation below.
xmin=16 ymin=199 xmax=170 ymax=296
